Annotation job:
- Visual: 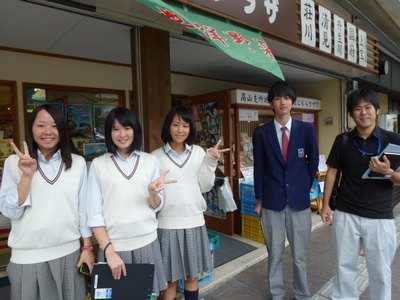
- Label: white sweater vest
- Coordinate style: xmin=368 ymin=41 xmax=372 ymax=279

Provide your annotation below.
xmin=152 ymin=145 xmax=217 ymax=229
xmin=91 ymin=152 xmax=158 ymax=251
xmin=8 ymin=154 xmax=85 ymax=264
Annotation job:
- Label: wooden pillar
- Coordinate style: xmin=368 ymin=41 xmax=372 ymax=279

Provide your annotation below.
xmin=131 ymin=26 xmax=171 ymax=152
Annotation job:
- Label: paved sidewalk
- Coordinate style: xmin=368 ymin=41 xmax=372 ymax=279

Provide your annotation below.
xmin=199 ymin=204 xmax=400 ymax=300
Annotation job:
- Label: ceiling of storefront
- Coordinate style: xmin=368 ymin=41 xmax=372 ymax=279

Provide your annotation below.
xmin=0 ymin=0 xmax=399 ymax=88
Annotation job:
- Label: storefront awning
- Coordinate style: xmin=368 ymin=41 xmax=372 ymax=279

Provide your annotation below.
xmin=137 ymin=0 xmax=284 ymax=80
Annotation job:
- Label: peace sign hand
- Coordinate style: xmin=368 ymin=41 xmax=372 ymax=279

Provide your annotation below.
xmin=209 ymin=139 xmax=230 ymax=160
xmin=148 ymin=169 xmax=177 ymax=194
xmin=11 ymin=141 xmax=37 ymax=177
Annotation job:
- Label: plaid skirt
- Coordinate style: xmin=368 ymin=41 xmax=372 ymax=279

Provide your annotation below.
xmin=158 ymin=225 xmax=212 ymax=283
xmin=98 ymin=238 xmax=168 ymax=296
xmin=7 ymin=249 xmax=86 ymax=300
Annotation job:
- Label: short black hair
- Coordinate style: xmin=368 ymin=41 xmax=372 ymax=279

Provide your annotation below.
xmin=347 ymin=88 xmax=380 ymax=114
xmin=267 ymin=81 xmax=297 ymax=103
xmin=27 ymin=104 xmax=82 ymax=170
xmin=104 ymin=107 xmax=142 ymax=155
xmin=161 ymin=106 xmax=196 ymax=145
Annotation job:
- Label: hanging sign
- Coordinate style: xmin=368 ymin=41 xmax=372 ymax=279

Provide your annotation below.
xmin=334 ymin=15 xmax=345 ymax=59
xmin=358 ymin=29 xmax=368 ymax=67
xmin=137 ymin=0 xmax=284 ymax=80
xmin=347 ymin=22 xmax=357 ymax=63
xmin=318 ymin=5 xmax=331 ymax=53
xmin=301 ymin=0 xmax=316 ymax=47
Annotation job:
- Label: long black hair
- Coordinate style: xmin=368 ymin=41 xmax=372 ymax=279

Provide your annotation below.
xmin=104 ymin=107 xmax=143 ymax=155
xmin=26 ymin=104 xmax=82 ymax=170
xmin=161 ymin=106 xmax=196 ymax=145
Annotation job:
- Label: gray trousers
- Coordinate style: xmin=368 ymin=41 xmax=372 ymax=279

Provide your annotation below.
xmin=260 ymin=206 xmax=311 ymax=300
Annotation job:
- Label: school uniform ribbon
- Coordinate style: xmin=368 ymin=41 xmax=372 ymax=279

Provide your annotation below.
xmin=136 ymin=0 xmax=285 ymax=80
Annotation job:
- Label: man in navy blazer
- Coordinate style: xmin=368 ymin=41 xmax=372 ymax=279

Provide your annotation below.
xmin=253 ymin=81 xmax=319 ymax=300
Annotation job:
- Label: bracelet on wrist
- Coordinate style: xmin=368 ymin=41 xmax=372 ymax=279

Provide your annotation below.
xmin=103 ymin=241 xmax=112 ymax=255
xmin=81 ymin=246 xmax=93 ymax=251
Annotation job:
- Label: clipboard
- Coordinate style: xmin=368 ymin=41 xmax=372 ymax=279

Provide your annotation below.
xmin=362 ymin=143 xmax=400 ymax=179
xmin=91 ymin=263 xmax=155 ymax=300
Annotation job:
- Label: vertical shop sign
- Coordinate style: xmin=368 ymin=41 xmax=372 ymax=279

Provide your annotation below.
xmin=301 ymin=0 xmax=316 ymax=47
xmin=358 ymin=29 xmax=368 ymax=67
xmin=138 ymin=0 xmax=284 ymax=80
xmin=334 ymin=15 xmax=345 ymax=59
xmin=318 ymin=5 xmax=331 ymax=54
xmin=347 ymin=22 xmax=357 ymax=63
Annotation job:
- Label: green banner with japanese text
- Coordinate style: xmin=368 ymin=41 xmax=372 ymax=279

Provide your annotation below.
xmin=137 ymin=0 xmax=285 ymax=80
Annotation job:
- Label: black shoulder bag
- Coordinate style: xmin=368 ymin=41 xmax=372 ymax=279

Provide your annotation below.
xmin=329 ymin=132 xmax=349 ymax=210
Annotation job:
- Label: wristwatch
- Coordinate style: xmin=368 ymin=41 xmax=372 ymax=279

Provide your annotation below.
xmin=384 ymin=169 xmax=395 ymax=179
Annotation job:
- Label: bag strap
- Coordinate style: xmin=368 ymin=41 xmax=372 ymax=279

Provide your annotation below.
xmin=334 ymin=132 xmax=349 ymax=188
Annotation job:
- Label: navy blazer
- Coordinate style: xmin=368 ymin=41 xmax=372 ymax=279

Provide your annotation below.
xmin=253 ymin=119 xmax=319 ymax=211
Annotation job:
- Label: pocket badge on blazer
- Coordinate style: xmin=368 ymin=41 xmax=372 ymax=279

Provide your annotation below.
xmin=298 ymin=148 xmax=305 ymax=158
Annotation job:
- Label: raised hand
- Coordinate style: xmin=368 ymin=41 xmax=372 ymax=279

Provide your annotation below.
xmin=148 ymin=169 xmax=177 ymax=194
xmin=11 ymin=141 xmax=37 ymax=177
xmin=209 ymin=139 xmax=230 ymax=159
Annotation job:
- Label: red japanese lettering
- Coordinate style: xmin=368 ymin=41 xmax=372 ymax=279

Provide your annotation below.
xmin=224 ymin=31 xmax=255 ymax=52
xmin=156 ymin=6 xmax=195 ymax=28
xmin=253 ymin=39 xmax=276 ymax=60
xmin=194 ymin=23 xmax=229 ymax=46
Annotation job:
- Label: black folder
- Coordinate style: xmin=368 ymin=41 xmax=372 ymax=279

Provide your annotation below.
xmin=362 ymin=143 xmax=400 ymax=179
xmin=91 ymin=263 xmax=155 ymax=300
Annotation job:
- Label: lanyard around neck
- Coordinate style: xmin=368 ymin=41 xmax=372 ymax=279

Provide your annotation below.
xmin=352 ymin=127 xmax=382 ymax=156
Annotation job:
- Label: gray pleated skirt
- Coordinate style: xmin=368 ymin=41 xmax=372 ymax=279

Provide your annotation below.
xmin=98 ymin=238 xmax=168 ymax=296
xmin=158 ymin=225 xmax=212 ymax=283
xmin=7 ymin=249 xmax=86 ymax=300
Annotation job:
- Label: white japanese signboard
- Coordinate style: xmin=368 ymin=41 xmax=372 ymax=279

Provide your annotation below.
xmin=294 ymin=97 xmax=321 ymax=110
xmin=232 ymin=90 xmax=321 ymax=111
xmin=239 ymin=109 xmax=259 ymax=121
xmin=334 ymin=14 xmax=345 ymax=59
xmin=302 ymin=113 xmax=315 ymax=123
xmin=318 ymin=5 xmax=331 ymax=53
xmin=233 ymin=90 xmax=269 ymax=105
xmin=358 ymin=29 xmax=368 ymax=67
xmin=347 ymin=22 xmax=357 ymax=63
xmin=301 ymin=0 xmax=316 ymax=47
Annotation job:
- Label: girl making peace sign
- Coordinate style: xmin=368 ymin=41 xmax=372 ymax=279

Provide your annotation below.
xmin=0 ymin=104 xmax=94 ymax=300
xmin=152 ymin=106 xmax=230 ymax=300
xmin=86 ymin=107 xmax=176 ymax=297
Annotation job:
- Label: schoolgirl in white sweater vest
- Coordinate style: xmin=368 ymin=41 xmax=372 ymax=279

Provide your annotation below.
xmin=0 ymin=104 xmax=94 ymax=300
xmin=86 ymin=107 xmax=176 ymax=297
xmin=152 ymin=106 xmax=230 ymax=300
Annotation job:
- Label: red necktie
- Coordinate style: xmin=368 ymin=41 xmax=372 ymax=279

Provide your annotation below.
xmin=281 ymin=127 xmax=289 ymax=164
